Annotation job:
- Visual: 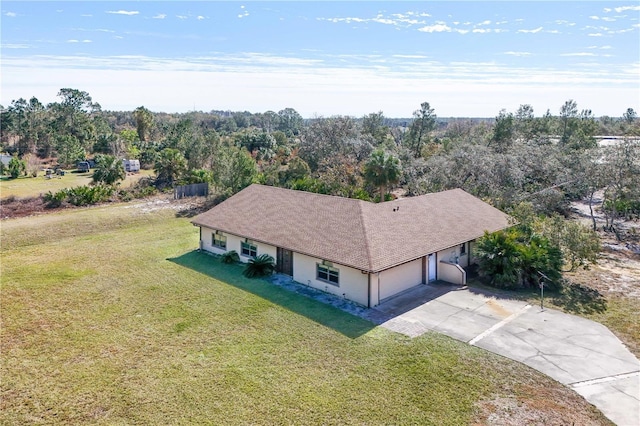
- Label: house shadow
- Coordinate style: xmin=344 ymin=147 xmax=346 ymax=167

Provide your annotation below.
xmin=168 ymin=250 xmax=377 ymax=339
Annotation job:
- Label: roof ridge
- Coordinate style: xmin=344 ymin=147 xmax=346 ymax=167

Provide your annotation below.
xmin=357 ymin=201 xmax=375 ymax=271
xmin=252 ymin=183 xmax=377 ymax=205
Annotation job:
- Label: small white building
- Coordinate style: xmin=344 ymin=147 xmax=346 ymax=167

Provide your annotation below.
xmin=191 ymin=184 xmax=511 ymax=307
xmin=122 ymin=159 xmax=140 ymax=172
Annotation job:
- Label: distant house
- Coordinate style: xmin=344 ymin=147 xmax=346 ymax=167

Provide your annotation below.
xmin=192 ymin=184 xmax=510 ymax=307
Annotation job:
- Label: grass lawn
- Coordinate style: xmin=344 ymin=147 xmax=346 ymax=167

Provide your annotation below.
xmin=0 ymin=169 xmax=154 ymax=200
xmin=1 ymin=204 xmax=611 ymax=425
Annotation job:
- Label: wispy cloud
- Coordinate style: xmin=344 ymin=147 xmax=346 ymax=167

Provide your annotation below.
xmin=418 ymin=23 xmax=450 ymax=33
xmin=517 ymin=27 xmax=543 ymax=33
xmin=588 ymin=33 xmax=603 ymax=37
xmin=177 ymin=15 xmax=188 ymax=20
xmin=561 ymin=52 xmax=597 ymax=57
xmin=106 ymin=10 xmax=139 ymax=16
xmin=5 ymin=11 xmax=17 ymax=17
xmin=614 ymin=5 xmax=640 ymax=13
xmin=153 ymin=14 xmax=166 ymax=20
xmin=504 ymin=51 xmax=531 ymax=57
xmin=1 ymin=43 xmax=31 ymax=49
xmin=197 ymin=16 xmax=205 ymax=21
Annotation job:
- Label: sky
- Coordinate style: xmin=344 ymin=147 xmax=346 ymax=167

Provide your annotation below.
xmin=1 ymin=1 xmax=639 ymax=118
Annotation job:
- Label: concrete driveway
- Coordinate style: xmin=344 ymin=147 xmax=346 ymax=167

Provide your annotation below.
xmin=376 ymin=284 xmax=640 ymax=426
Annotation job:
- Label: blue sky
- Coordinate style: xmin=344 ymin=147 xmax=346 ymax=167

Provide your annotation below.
xmin=1 ymin=1 xmax=639 ymax=117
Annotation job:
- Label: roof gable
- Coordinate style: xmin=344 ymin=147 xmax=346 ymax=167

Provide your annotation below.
xmin=192 ymin=185 xmax=511 ymax=272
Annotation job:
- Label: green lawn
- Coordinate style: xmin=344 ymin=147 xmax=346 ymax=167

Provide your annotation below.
xmin=1 ymin=204 xmax=610 ymax=425
xmin=0 ymin=169 xmax=154 ymax=199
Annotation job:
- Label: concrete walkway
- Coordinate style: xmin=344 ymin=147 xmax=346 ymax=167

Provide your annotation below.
xmin=375 ymin=284 xmax=640 ymax=426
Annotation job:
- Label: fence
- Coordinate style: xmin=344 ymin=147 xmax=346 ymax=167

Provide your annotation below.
xmin=174 ymin=183 xmax=209 ymax=199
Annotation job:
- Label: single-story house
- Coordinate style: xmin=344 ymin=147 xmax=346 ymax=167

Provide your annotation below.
xmin=192 ymin=184 xmax=510 ymax=307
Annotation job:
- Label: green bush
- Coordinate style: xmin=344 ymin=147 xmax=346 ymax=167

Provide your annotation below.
xmin=221 ymin=250 xmax=240 ymax=264
xmin=44 ymin=185 xmax=114 ymax=207
xmin=243 ymin=254 xmax=275 ymax=278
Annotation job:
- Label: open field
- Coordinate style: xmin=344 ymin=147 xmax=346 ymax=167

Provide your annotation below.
xmin=0 ymin=203 xmax=611 ymax=425
xmin=0 ymin=169 xmax=154 ymax=200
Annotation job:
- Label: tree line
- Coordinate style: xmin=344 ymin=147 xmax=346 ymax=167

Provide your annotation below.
xmin=2 ymin=88 xmax=639 ymax=290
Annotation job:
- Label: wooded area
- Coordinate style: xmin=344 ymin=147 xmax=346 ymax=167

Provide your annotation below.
xmin=2 ymin=88 xmax=639 ymax=288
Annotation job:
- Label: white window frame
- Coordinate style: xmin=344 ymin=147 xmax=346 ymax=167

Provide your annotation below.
xmin=317 ymin=262 xmax=339 ymax=286
xmin=241 ymin=241 xmax=257 ymax=258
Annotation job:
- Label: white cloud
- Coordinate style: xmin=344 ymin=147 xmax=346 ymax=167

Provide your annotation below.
xmin=2 ymin=54 xmax=637 ymax=118
xmin=1 ymin=44 xmax=30 ymax=49
xmin=82 ymin=40 xmax=92 ymax=43
xmin=601 ymin=17 xmax=616 ymax=22
xmin=588 ymin=33 xmax=603 ymax=37
xmin=601 ymin=45 xmax=612 ymax=49
xmin=614 ymin=5 xmax=640 ymax=13
xmin=81 ymin=14 xmax=92 ymax=17
xmin=5 ymin=11 xmax=17 ymax=17
xmin=177 ymin=15 xmax=188 ymax=20
xmin=417 ymin=23 xmax=451 ymax=33
xmin=517 ymin=27 xmax=543 ymax=33
xmin=107 ymin=10 xmax=139 ymax=16
xmin=561 ymin=52 xmax=597 ymax=57
xmin=504 ymin=51 xmax=531 ymax=57
xmin=67 ymin=39 xmax=79 ymax=43
xmin=153 ymin=14 xmax=166 ymax=19
xmin=477 ymin=20 xmax=491 ymax=26
xmin=197 ymin=16 xmax=205 ymax=21
xmin=472 ymin=28 xmax=507 ymax=34
xmin=590 ymin=15 xmax=600 ymax=20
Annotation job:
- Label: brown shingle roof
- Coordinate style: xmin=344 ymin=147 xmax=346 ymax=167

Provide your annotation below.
xmin=191 ymin=184 xmax=511 ymax=272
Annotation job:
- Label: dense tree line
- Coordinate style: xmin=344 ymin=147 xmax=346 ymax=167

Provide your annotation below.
xmin=2 ymin=88 xmax=639 ymax=288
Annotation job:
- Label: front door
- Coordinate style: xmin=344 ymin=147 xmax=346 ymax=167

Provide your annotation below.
xmin=428 ymin=253 xmax=436 ymax=281
xmin=277 ymin=248 xmax=294 ymax=276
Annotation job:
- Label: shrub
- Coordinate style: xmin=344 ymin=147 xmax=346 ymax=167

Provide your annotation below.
xmin=243 ymin=254 xmax=275 ymax=278
xmin=44 ymin=185 xmax=114 ymax=207
xmin=221 ymin=250 xmax=240 ymax=264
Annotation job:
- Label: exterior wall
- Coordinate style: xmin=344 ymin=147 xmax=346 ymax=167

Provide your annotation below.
xmin=199 ymin=227 xmax=276 ymax=262
xmin=293 ymin=252 xmax=369 ymax=306
xmin=378 ymin=258 xmax=423 ymax=301
xmin=438 ymin=261 xmax=466 ymax=285
xmin=436 ymin=242 xmax=470 ymax=274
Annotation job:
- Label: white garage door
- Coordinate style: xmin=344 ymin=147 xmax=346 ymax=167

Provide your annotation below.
xmin=379 ymin=258 xmax=423 ymax=301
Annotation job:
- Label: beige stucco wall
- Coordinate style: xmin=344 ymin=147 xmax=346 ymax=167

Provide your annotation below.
xmin=199 ymin=227 xmax=276 ymax=262
xmin=293 ymin=252 xmax=369 ymax=306
xmin=436 ymin=243 xmax=469 ymax=274
xmin=438 ymin=261 xmax=466 ymax=285
xmin=378 ymin=258 xmax=423 ymax=301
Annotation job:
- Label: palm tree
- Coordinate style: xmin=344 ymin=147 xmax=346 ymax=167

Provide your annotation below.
xmin=154 ymin=148 xmax=187 ymax=188
xmin=92 ymin=154 xmax=125 ymax=186
xmin=364 ymin=149 xmax=401 ymax=202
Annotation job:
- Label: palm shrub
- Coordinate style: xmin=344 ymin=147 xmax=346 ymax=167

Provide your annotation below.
xmin=475 ymin=230 xmax=521 ymax=289
xmin=475 ymin=229 xmax=563 ymax=291
xmin=221 ymin=250 xmax=240 ymax=264
xmin=243 ymin=254 xmax=275 ymax=278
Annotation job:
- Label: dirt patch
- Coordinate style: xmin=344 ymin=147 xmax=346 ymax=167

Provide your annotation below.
xmin=569 ymin=193 xmax=640 ymax=300
xmin=1 ymin=194 xmax=211 ymax=221
xmin=0 ymin=196 xmax=55 ymax=219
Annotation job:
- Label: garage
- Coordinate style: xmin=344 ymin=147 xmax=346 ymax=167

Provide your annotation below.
xmin=378 ymin=258 xmax=423 ymax=301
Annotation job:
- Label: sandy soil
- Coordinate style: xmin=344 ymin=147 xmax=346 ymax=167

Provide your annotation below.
xmin=570 ymin=191 xmax=640 ymax=299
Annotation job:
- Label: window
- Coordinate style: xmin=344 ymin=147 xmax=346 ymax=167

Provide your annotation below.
xmin=241 ymin=241 xmax=257 ymax=258
xmin=460 ymin=243 xmax=466 ymax=256
xmin=212 ymin=232 xmax=227 ymax=249
xmin=317 ymin=262 xmax=339 ymax=286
